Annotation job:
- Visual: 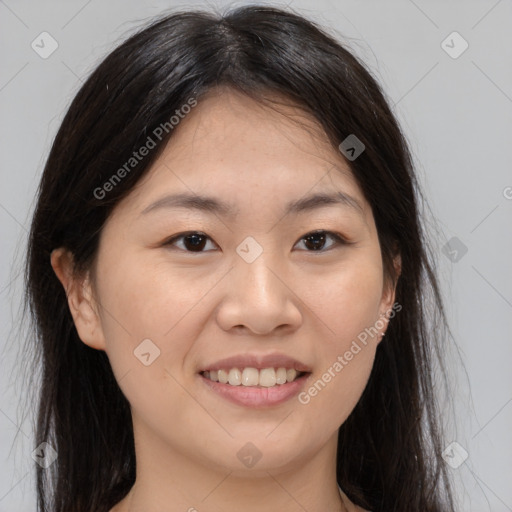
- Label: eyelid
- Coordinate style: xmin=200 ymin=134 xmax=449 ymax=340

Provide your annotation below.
xmin=163 ymin=229 xmax=352 ymax=253
xmin=293 ymin=230 xmax=352 ymax=253
xmin=164 ymin=231 xmax=217 ymax=253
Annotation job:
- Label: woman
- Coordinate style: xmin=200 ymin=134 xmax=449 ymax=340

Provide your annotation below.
xmin=23 ymin=5 xmax=455 ymax=511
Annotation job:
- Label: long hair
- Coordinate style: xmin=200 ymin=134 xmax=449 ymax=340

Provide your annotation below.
xmin=21 ymin=5 xmax=456 ymax=511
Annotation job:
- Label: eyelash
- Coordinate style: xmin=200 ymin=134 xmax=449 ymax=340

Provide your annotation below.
xmin=163 ymin=230 xmax=351 ymax=254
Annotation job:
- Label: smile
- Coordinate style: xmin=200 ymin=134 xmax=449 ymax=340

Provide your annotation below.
xmin=199 ymin=368 xmax=311 ymax=408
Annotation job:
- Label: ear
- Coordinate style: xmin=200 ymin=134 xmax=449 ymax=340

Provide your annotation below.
xmin=377 ymin=253 xmax=402 ymax=343
xmin=50 ymin=247 xmax=106 ymax=351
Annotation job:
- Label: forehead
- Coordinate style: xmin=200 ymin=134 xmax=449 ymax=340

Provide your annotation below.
xmin=116 ymin=87 xmax=369 ymax=221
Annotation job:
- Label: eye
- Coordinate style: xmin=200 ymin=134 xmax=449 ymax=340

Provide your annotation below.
xmin=294 ymin=230 xmax=349 ymax=252
xmin=164 ymin=231 xmax=217 ymax=253
xmin=164 ymin=230 xmax=349 ymax=253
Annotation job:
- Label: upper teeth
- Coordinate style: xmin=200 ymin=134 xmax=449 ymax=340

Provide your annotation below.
xmin=203 ymin=367 xmax=301 ymax=387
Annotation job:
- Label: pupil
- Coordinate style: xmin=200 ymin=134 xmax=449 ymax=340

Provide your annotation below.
xmin=305 ymin=233 xmax=325 ymax=251
xmin=185 ymin=234 xmax=206 ymax=251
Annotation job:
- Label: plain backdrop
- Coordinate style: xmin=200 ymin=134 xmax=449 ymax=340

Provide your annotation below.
xmin=0 ymin=1 xmax=511 ymax=510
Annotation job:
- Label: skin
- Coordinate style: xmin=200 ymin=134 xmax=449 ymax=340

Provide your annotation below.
xmin=51 ymin=87 xmax=400 ymax=512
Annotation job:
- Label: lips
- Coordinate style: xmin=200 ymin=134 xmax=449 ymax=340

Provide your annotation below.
xmin=198 ymin=352 xmax=312 ymax=374
xmin=199 ymin=371 xmax=311 ymax=407
xmin=197 ymin=352 xmax=312 ymax=407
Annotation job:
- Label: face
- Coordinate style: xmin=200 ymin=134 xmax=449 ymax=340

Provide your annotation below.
xmin=53 ymin=87 xmax=398 ymax=480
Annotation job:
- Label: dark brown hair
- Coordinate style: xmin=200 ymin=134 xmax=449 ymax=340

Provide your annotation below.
xmin=21 ymin=5 xmax=455 ymax=511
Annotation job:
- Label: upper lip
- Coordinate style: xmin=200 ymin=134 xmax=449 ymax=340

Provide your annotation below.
xmin=199 ymin=352 xmax=312 ymax=373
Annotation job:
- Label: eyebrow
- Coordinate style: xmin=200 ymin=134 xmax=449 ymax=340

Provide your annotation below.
xmin=140 ymin=191 xmax=364 ymax=218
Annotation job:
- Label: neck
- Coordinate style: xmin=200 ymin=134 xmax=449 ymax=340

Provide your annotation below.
xmin=113 ymin=420 xmax=347 ymax=512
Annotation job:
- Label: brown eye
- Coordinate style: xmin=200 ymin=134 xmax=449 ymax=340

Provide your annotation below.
xmin=164 ymin=229 xmax=349 ymax=254
xmin=165 ymin=232 xmax=217 ymax=252
xmin=295 ymin=230 xmax=347 ymax=252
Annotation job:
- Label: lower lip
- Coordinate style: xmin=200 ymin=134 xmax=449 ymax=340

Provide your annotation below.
xmin=199 ymin=373 xmax=310 ymax=408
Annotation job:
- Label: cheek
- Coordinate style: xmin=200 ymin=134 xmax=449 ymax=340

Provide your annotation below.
xmin=298 ymin=323 xmax=377 ymax=431
xmin=94 ymin=251 xmax=216 ymax=383
xmin=299 ymin=253 xmax=384 ymax=344
xmin=293 ymin=258 xmax=382 ymax=423
xmin=96 ymin=248 xmax=186 ymax=336
xmin=93 ymin=259 xmax=199 ymax=432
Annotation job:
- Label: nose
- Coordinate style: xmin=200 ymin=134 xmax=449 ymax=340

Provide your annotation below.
xmin=216 ymin=254 xmax=303 ymax=336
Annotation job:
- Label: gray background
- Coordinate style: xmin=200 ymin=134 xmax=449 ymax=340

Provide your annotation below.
xmin=1 ymin=0 xmax=511 ymax=510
